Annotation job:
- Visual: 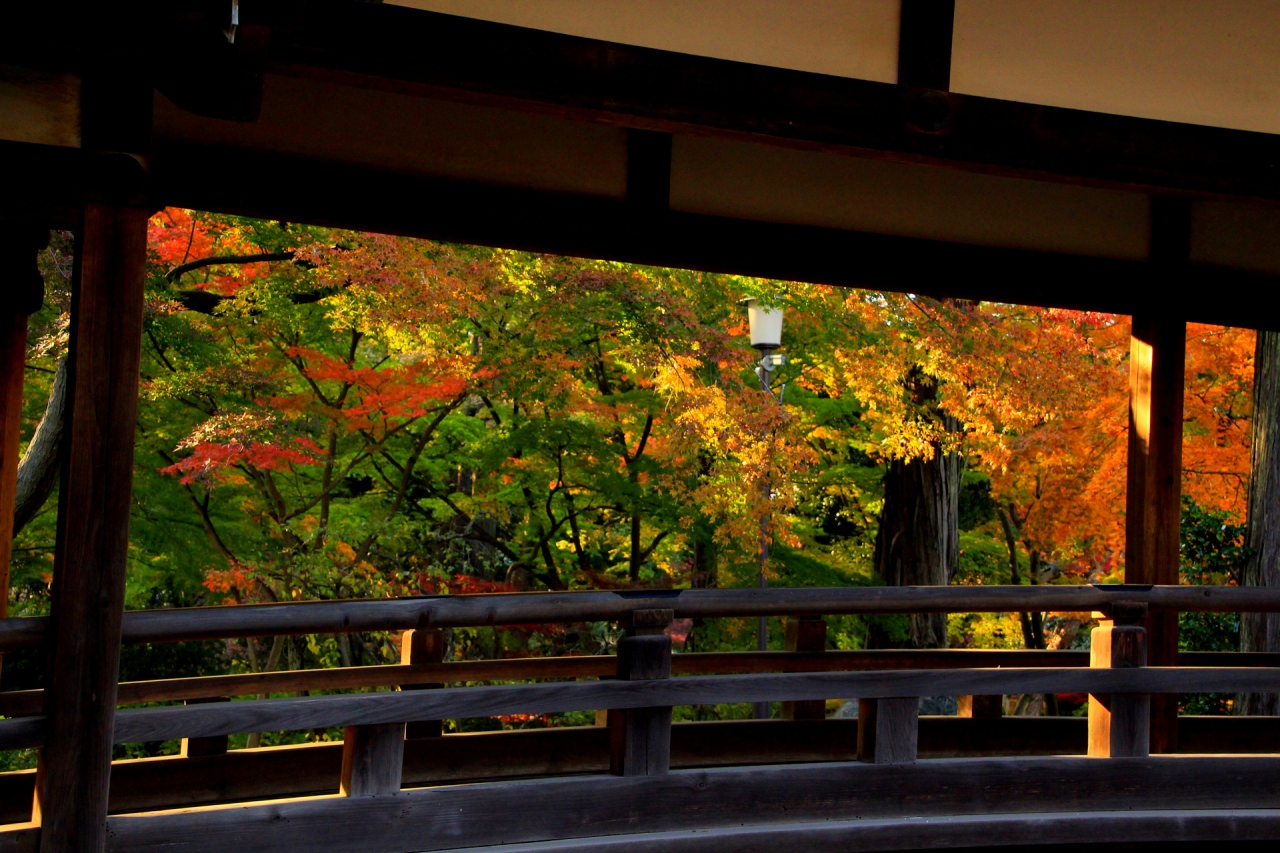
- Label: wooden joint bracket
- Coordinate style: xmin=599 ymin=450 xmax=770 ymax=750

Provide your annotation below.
xmin=340 ymin=723 xmax=406 ymax=796
xmin=609 ymin=633 xmax=672 ymax=776
xmin=783 ymin=617 xmax=827 ymax=721
xmin=1088 ymin=623 xmax=1150 ymax=758
xmin=1097 ymin=601 xmax=1149 ymax=626
xmin=400 ymin=627 xmax=445 ymax=739
xmin=857 ymin=697 xmax=919 ymax=764
xmin=622 ymin=608 xmax=674 ymax=636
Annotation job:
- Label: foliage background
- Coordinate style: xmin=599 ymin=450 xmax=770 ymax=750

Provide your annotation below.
xmin=0 ymin=211 xmax=1257 ymax=766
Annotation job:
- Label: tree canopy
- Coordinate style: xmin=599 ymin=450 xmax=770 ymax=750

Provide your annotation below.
xmin=3 ymin=209 xmax=1256 ymax=717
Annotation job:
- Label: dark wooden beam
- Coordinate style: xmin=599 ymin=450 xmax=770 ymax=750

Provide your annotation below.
xmin=897 ymin=0 xmax=955 ymax=90
xmin=149 ymin=142 xmax=1280 ymax=332
xmin=97 ymin=666 xmax=1280 ymax=745
xmin=94 ymin=756 xmax=1280 ymax=853
xmin=34 ymin=183 xmax=151 ymax=851
xmin=282 ymin=811 xmax=1280 ymax=853
xmin=252 ymin=1 xmax=1280 ymax=203
xmin=8 ymin=716 xmax=1280 ymax=824
xmin=1126 ymin=198 xmax=1190 ymax=754
xmin=7 ymin=585 xmax=1280 ymax=654
xmin=3 ymin=649 xmax=1273 ymax=718
xmin=33 ymin=10 xmax=152 ymax=847
xmin=0 ymin=141 xmax=82 ymax=234
xmin=7 ymin=137 xmax=1280 ymax=331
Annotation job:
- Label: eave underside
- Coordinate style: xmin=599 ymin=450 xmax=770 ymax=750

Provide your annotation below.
xmin=4 ymin=1 xmax=1280 ymax=327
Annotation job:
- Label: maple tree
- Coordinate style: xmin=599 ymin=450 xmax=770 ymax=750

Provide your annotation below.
xmin=4 ymin=208 xmax=1263 ymax=741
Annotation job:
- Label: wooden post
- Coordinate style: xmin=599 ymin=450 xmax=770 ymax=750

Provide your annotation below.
xmin=857 ymin=697 xmax=919 ymax=764
xmin=958 ymin=695 xmax=1004 ymax=719
xmin=401 ymin=627 xmax=445 ymax=739
xmin=32 ymin=181 xmax=150 ymax=850
xmin=1125 ymin=197 xmax=1189 ymax=754
xmin=180 ymin=698 xmax=229 ymax=758
xmin=1088 ymin=606 xmax=1150 ymax=758
xmin=609 ymin=609 xmax=672 ymax=777
xmin=898 ymin=0 xmax=955 ymax=90
xmin=340 ymin=723 xmax=405 ymax=796
xmin=781 ymin=617 xmax=827 ymax=720
xmin=33 ymin=12 xmax=152 ymax=848
xmin=0 ymin=226 xmax=49 ymax=675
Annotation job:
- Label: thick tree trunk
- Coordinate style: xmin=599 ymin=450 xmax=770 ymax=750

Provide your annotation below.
xmin=13 ymin=358 xmax=67 ymax=534
xmin=871 ymin=415 xmax=961 ymax=649
xmin=1240 ymin=330 xmax=1280 ymax=715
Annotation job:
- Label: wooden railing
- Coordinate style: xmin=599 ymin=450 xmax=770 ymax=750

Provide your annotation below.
xmin=3 ymin=584 xmax=1280 ymax=852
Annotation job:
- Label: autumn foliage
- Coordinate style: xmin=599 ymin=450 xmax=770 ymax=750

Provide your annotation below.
xmin=130 ymin=209 xmax=1261 ymax=613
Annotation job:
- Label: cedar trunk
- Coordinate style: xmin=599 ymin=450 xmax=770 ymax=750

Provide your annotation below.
xmin=871 ymin=416 xmax=961 ymax=649
xmin=1240 ymin=329 xmax=1280 ymax=715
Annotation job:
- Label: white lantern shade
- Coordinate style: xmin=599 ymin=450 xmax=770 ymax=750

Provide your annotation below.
xmin=743 ymin=297 xmax=783 ymax=349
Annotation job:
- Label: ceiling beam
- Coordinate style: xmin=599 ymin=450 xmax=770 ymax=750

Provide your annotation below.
xmin=254 ymin=1 xmax=1280 ymax=204
xmin=151 ymin=141 xmax=1279 ymax=331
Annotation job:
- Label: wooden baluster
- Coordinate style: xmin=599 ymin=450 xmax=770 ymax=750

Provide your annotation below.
xmin=180 ymin=697 xmax=229 ymax=758
xmin=1088 ymin=604 xmax=1150 ymax=758
xmin=958 ymin=694 xmax=1004 ymax=719
xmin=857 ymin=698 xmax=919 ymax=764
xmin=401 ymin=627 xmax=445 ymax=739
xmin=1125 ymin=197 xmax=1188 ymax=754
xmin=609 ymin=609 xmax=672 ymax=777
xmin=340 ymin=723 xmax=406 ymax=796
xmin=782 ymin=617 xmax=827 ymax=720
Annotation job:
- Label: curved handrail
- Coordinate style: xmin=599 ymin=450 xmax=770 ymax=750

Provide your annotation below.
xmin=4 ymin=584 xmax=1280 ymax=652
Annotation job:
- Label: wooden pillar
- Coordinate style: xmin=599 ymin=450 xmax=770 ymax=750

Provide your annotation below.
xmin=340 ymin=723 xmax=406 ymax=796
xmin=609 ymin=609 xmax=673 ymax=777
xmin=897 ymin=0 xmax=955 ymax=90
xmin=180 ymin=698 xmax=229 ymax=758
xmin=33 ymin=180 xmax=150 ymax=848
xmin=401 ymin=627 xmax=445 ymax=739
xmin=0 ymin=227 xmax=49 ymax=666
xmin=1125 ymin=197 xmax=1189 ymax=754
xmin=33 ymin=184 xmax=150 ymax=848
xmin=1088 ymin=608 xmax=1150 ymax=758
xmin=781 ymin=617 xmax=827 ymax=720
xmin=32 ymin=25 xmax=152 ymax=843
xmin=857 ymin=697 xmax=919 ymax=764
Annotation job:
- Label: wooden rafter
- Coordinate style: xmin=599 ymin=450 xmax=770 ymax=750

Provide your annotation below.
xmin=255 ymin=1 xmax=1280 ymax=203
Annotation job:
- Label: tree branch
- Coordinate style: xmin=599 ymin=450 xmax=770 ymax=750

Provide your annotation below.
xmin=168 ymin=252 xmax=297 ymax=281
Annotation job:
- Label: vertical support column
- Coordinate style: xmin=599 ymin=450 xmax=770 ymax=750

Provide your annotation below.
xmin=609 ymin=609 xmax=672 ymax=777
xmin=340 ymin=723 xmax=406 ymax=796
xmin=33 ymin=184 xmax=150 ymax=849
xmin=1088 ymin=606 xmax=1150 ymax=758
xmin=401 ymin=626 xmax=445 ymax=739
xmin=857 ymin=697 xmax=919 ymax=764
xmin=1126 ymin=196 xmax=1189 ymax=754
xmin=34 ymin=10 xmax=152 ymax=847
xmin=897 ymin=0 xmax=956 ymax=90
xmin=781 ymin=617 xmax=827 ymax=720
xmin=180 ymin=697 xmax=229 ymax=758
xmin=0 ymin=227 xmax=49 ymax=674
